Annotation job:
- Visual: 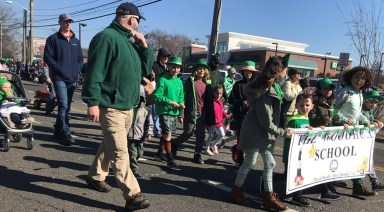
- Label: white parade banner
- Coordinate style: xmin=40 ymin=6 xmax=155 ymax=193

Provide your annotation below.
xmin=286 ymin=126 xmax=377 ymax=194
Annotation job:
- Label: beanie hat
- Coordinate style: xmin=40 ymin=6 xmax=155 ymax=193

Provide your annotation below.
xmin=227 ymin=67 xmax=237 ymax=74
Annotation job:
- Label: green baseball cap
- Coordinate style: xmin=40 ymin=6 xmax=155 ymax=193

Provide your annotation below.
xmin=363 ymin=90 xmax=384 ymax=102
xmin=317 ymin=78 xmax=336 ymax=89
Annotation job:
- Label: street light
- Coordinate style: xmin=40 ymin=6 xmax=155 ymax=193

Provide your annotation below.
xmin=323 ymin=52 xmax=331 ymax=76
xmin=376 ymin=52 xmax=384 ymax=86
xmin=272 ymin=42 xmax=278 ymax=56
xmin=360 ymin=54 xmax=366 ymax=66
xmin=6 ymin=1 xmax=31 ymax=64
xmin=78 ymin=23 xmax=87 ymax=47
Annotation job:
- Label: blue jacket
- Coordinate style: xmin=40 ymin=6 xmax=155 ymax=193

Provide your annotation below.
xmin=43 ymin=30 xmax=83 ymax=83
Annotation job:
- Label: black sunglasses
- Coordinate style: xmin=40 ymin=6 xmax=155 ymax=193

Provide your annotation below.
xmin=133 ymin=16 xmax=140 ymax=24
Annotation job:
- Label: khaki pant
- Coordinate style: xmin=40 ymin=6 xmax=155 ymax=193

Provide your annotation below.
xmin=88 ymin=107 xmax=140 ymax=200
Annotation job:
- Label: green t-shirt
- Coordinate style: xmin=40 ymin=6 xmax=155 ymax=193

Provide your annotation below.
xmin=282 ymin=114 xmax=310 ymax=164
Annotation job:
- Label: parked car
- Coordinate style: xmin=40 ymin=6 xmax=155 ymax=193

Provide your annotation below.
xmin=178 ymin=73 xmax=191 ymax=82
xmin=309 ymin=77 xmax=340 ymax=88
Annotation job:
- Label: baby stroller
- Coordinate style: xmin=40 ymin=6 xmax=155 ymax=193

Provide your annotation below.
xmin=0 ymin=70 xmax=34 ymax=151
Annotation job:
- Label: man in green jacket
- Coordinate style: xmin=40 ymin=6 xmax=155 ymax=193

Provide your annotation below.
xmin=81 ymin=2 xmax=153 ymax=211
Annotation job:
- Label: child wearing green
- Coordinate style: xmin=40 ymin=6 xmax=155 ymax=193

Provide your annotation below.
xmin=154 ymin=56 xmax=185 ymax=168
xmin=362 ymin=90 xmax=384 ymax=191
xmin=282 ymin=93 xmax=313 ymax=207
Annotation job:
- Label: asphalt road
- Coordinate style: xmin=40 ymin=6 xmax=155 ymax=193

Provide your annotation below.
xmin=0 ymin=80 xmax=383 ymax=212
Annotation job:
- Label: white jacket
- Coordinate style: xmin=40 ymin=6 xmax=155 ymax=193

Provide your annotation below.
xmin=282 ymin=80 xmax=302 ymax=115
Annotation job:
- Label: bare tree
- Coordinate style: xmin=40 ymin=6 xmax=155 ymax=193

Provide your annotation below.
xmin=0 ymin=6 xmax=22 ymax=59
xmin=338 ymin=0 xmax=384 ymax=83
xmin=147 ymin=29 xmax=193 ymax=59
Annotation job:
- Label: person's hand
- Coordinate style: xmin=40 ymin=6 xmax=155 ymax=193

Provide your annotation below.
xmin=146 ymin=135 xmax=151 ymax=140
xmin=142 ymin=77 xmax=150 ymax=85
xmin=133 ymin=32 xmax=148 ymax=47
xmin=88 ymin=105 xmax=100 ymax=122
xmin=169 ymin=101 xmax=180 ymax=108
xmin=178 ymin=117 xmax=183 ymax=123
xmin=343 ymin=124 xmax=349 ymax=129
xmin=307 ymin=126 xmax=313 ymax=130
xmin=46 ymin=77 xmax=52 ymax=84
xmin=320 ymin=126 xmax=325 ymax=130
xmin=243 ymin=100 xmax=249 ymax=108
xmin=286 ymin=128 xmax=293 ymax=137
xmin=346 ymin=118 xmax=354 ymax=125
xmin=376 ymin=121 xmax=384 ymax=129
xmin=179 ymin=103 xmax=185 ymax=109
xmin=324 ymin=117 xmax=332 ymax=124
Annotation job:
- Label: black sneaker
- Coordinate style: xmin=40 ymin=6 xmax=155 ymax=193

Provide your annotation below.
xmin=167 ymin=159 xmax=178 ymax=168
xmin=171 ymin=142 xmax=178 ymax=158
xmin=153 ymin=153 xmax=167 ymax=162
xmin=372 ymin=181 xmax=384 ymax=191
xmin=320 ymin=192 xmax=341 ymax=201
xmin=86 ymin=178 xmax=111 ymax=193
xmin=63 ymin=134 xmax=75 ymax=146
xmin=125 ymin=193 xmax=150 ymax=211
xmin=192 ymin=153 xmax=204 ymax=164
xmin=332 ymin=180 xmax=348 ymax=188
xmin=291 ymin=195 xmax=311 ymax=207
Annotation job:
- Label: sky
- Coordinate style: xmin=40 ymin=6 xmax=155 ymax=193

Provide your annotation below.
xmin=1 ymin=0 xmax=383 ymax=64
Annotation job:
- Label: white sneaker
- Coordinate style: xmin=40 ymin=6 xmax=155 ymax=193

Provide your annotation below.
xmin=211 ymin=145 xmax=218 ymax=154
xmin=204 ymin=149 xmax=214 ymax=156
xmin=21 ymin=117 xmax=35 ymax=124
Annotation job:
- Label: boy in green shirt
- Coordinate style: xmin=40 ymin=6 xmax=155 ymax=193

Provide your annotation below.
xmin=154 ymin=56 xmax=185 ymax=168
xmin=282 ymin=93 xmax=314 ymax=207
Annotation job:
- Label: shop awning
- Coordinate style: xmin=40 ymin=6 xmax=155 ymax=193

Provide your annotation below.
xmin=226 ymin=55 xmax=260 ymax=65
xmin=288 ymin=58 xmax=318 ymax=70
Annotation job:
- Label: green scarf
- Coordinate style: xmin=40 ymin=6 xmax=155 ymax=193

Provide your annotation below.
xmin=272 ymin=82 xmax=284 ymax=103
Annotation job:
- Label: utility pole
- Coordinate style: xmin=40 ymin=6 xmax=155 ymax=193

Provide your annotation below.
xmin=207 ymin=0 xmax=222 ymax=61
xmin=377 ymin=53 xmax=384 ymax=86
xmin=23 ymin=9 xmax=27 ymax=63
xmin=323 ymin=52 xmax=331 ymax=76
xmin=79 ymin=23 xmax=87 ymax=47
xmin=29 ymin=0 xmax=34 ymax=64
xmin=0 ymin=19 xmax=3 ymax=58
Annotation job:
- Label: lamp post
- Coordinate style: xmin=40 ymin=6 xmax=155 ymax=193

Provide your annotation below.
xmin=377 ymin=53 xmax=384 ymax=86
xmin=78 ymin=23 xmax=87 ymax=47
xmin=323 ymin=52 xmax=331 ymax=76
xmin=272 ymin=42 xmax=278 ymax=56
xmin=5 ymin=1 xmax=31 ymax=63
xmin=360 ymin=54 xmax=365 ymax=66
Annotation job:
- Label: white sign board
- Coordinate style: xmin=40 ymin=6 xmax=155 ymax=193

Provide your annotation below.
xmin=286 ymin=126 xmax=376 ymax=194
xmin=338 ymin=53 xmax=350 ymax=68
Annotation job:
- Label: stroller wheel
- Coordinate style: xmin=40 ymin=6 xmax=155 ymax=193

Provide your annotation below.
xmin=12 ymin=134 xmax=23 ymax=143
xmin=33 ymin=100 xmax=41 ymax=109
xmin=27 ymin=138 xmax=33 ymax=150
xmin=2 ymin=140 xmax=9 ymax=152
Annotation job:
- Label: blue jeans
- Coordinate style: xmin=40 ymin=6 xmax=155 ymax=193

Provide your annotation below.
xmin=53 ymin=80 xmax=76 ymax=136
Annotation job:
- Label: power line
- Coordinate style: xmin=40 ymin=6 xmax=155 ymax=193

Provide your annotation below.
xmin=34 ymin=0 xmax=105 ymax=11
xmin=33 ymin=0 xmax=162 ymax=28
